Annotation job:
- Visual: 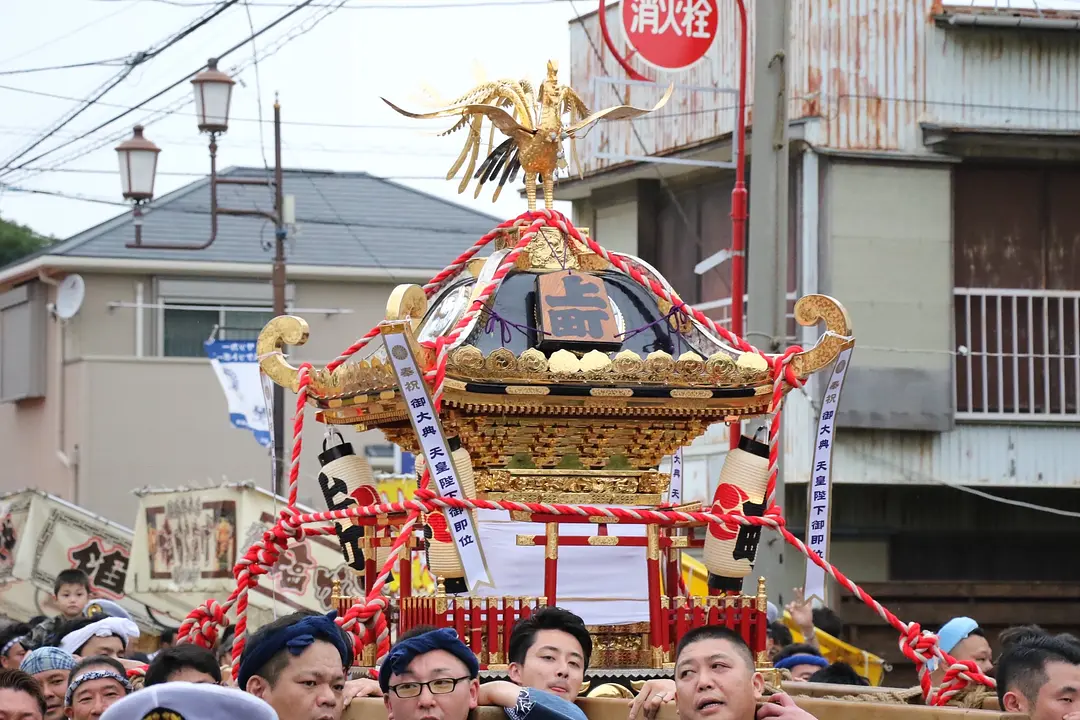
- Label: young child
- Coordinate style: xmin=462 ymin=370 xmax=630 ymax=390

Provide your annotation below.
xmin=24 ymin=569 xmax=91 ymax=650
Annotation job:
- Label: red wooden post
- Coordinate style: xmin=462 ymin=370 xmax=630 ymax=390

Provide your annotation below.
xmin=502 ymin=598 xmax=515 ymax=661
xmin=364 ymin=546 xmax=377 ymax=598
xmin=739 ymin=596 xmax=752 ymax=649
xmin=399 ymin=552 xmax=412 ymax=597
xmin=469 ymin=598 xmax=482 ymax=654
xmin=485 ymin=597 xmax=498 ymax=665
xmin=646 ymin=524 xmax=663 ymax=666
xmin=675 ymin=597 xmax=689 ymax=650
xmin=454 ymin=601 xmax=466 ymax=639
xmin=544 ymin=523 xmax=558 ymax=607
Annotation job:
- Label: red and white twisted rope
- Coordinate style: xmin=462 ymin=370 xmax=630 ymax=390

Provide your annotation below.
xmin=324 ymin=214 xmax=536 ymax=374
xmin=178 ymin=210 xmax=992 ymax=704
xmin=335 ymin=211 xmax=576 ymax=669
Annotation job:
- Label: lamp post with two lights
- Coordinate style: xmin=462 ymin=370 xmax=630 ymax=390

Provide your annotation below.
xmin=115 ymin=58 xmax=291 ymax=495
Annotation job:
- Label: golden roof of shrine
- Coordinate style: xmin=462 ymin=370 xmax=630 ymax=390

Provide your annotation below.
xmin=257 ymin=225 xmax=852 ymax=430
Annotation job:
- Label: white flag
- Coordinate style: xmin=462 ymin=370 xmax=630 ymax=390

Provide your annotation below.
xmin=205 ymin=339 xmax=271 ymax=448
xmin=803 ymin=346 xmax=854 ymax=604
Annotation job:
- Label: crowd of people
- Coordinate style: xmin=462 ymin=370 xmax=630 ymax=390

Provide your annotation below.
xmin=0 ymin=569 xmax=1078 ymax=720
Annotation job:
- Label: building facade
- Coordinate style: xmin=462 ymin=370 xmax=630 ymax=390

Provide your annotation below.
xmin=566 ymin=0 xmax=1080 ymax=668
xmin=0 ymin=168 xmax=497 ymax=527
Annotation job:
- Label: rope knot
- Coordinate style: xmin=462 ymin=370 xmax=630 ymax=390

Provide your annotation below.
xmin=899 ymin=624 xmax=939 ymax=668
xmin=930 ymin=659 xmax=993 ymax=706
xmin=277 ymin=512 xmax=303 ymax=538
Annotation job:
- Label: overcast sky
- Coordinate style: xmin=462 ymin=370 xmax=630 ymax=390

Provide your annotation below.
xmin=4 ymin=0 xmax=1080 ymax=242
xmin=0 ymin=0 xmax=583 ymax=240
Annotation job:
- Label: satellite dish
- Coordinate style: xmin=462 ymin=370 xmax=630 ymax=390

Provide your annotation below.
xmin=54 ymin=274 xmax=85 ymax=320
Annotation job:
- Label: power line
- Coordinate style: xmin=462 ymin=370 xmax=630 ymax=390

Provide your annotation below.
xmin=9 ymin=167 xmax=454 ymax=179
xmin=0 ymin=1 xmax=244 ymax=173
xmin=565 ymin=0 xmax=706 ymax=254
xmin=1 ymin=184 xmax=503 ymax=234
xmin=0 ymin=127 xmax=464 ymax=157
xmin=91 ymin=0 xmax=573 ymax=6
xmin=0 ymin=0 xmax=144 ymax=66
xmin=0 ymin=58 xmax=131 ymax=76
xmin=0 ymin=0 xmax=323 ymax=181
xmin=0 ymin=82 xmax=743 ymax=129
xmin=0 ymin=86 xmax=444 ymax=129
xmin=1 ymin=0 xmax=358 ymax=187
xmin=292 ymin=167 xmax=401 ymax=278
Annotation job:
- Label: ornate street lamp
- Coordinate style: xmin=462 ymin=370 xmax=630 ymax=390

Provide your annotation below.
xmin=191 ymin=57 xmax=236 ymax=134
xmin=116 ymin=57 xmax=291 ymax=496
xmin=114 ymin=125 xmax=161 ymax=203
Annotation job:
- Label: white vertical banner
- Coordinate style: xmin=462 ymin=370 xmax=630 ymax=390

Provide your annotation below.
xmin=204 ymin=339 xmax=271 ymax=448
xmin=668 ymin=448 xmax=684 ymax=504
xmin=380 ymin=323 xmax=493 ymax=591
xmin=803 ymin=346 xmax=854 ymax=605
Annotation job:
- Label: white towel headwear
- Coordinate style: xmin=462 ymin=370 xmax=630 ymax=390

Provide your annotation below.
xmin=59 ymin=617 xmax=140 ymax=655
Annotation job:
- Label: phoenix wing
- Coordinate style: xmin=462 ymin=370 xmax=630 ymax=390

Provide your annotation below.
xmin=562 ymin=83 xmax=675 ymax=136
xmin=562 ymin=88 xmax=592 ymax=178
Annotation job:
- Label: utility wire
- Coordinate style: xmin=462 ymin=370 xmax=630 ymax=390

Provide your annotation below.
xmin=0 ymin=83 xmax=743 ymax=127
xmin=2 ymin=0 xmax=354 ymax=187
xmin=0 ymin=0 xmax=322 ymax=181
xmin=0 ymin=58 xmax=132 ymax=76
xmin=90 ymin=0 xmax=574 ymax=6
xmin=565 ymin=0 xmax=706 ymax=254
xmin=0 ymin=0 xmax=143 ymax=66
xmin=5 ymin=168 xmax=456 ymax=179
xmin=0 ymin=0 xmax=243 ymax=173
xmin=1 ymin=184 xmax=502 ymax=235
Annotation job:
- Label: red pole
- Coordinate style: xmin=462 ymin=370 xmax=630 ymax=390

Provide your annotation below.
xmin=598 ymin=0 xmax=652 ymax=82
xmin=729 ymin=0 xmax=750 ymax=451
xmin=544 ymin=523 xmax=559 ymax=606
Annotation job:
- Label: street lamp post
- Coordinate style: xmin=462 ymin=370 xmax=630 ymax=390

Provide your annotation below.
xmin=115 ymin=57 xmax=290 ymax=497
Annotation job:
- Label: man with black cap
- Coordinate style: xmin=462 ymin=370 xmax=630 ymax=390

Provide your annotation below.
xmin=100 ymin=682 xmax=278 ymax=720
xmin=381 ymin=626 xmax=585 ymax=720
xmin=238 ymin=610 xmax=380 ymax=720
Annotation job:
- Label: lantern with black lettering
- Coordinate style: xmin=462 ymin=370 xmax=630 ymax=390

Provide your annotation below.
xmin=418 ymin=437 xmax=477 ymax=595
xmin=702 ymin=434 xmax=769 ymax=593
xmin=317 ymin=431 xmax=380 ymax=574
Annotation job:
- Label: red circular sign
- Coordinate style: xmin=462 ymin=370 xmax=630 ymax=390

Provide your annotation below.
xmin=621 ymin=0 xmax=719 ymax=72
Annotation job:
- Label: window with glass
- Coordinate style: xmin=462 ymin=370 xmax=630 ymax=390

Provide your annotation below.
xmin=161 ymin=304 xmax=275 ymax=357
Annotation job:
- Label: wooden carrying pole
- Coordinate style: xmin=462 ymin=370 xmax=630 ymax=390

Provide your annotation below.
xmin=342 ymin=697 xmax=1023 ymax=720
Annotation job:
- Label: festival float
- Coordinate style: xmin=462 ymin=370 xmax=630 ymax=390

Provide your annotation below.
xmin=176 ymin=60 xmax=1013 ymax=719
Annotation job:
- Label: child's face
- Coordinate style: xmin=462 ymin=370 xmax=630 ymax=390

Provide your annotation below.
xmin=55 ymin=582 xmax=89 ymax=617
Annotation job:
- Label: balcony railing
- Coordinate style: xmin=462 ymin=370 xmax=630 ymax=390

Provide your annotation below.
xmin=955 ymin=287 xmax=1080 ymax=421
xmin=692 ymin=292 xmax=799 ymax=342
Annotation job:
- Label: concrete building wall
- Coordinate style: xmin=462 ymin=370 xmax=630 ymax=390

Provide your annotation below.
xmin=822 ymin=159 xmax=954 ymax=431
xmin=0 ymin=270 xmax=410 ymax=526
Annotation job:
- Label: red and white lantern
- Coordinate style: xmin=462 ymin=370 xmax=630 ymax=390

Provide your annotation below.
xmin=702 ymin=434 xmax=769 ymax=593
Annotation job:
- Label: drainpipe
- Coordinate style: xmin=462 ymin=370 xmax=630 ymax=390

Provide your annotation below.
xmin=937 ymin=13 xmax=1080 ymax=30
xmin=37 ymin=270 xmax=78 ymax=498
xmin=135 ymin=281 xmax=145 ymax=358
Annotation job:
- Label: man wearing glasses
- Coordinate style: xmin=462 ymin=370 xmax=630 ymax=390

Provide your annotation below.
xmin=238 ymin=610 xmax=379 ymax=720
xmin=381 ymin=626 xmax=585 ymax=720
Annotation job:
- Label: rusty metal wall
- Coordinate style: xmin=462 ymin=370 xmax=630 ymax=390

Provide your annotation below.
xmin=569 ymin=1 xmax=755 ymax=176
xmin=569 ymin=0 xmax=1080 ymax=164
xmin=785 ymin=420 xmax=1080 ymax=488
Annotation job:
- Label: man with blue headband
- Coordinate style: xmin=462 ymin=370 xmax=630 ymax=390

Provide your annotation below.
xmin=771 ymin=644 xmax=828 ymax=682
xmin=239 ymin=610 xmax=377 ymax=720
xmin=381 ymin=626 xmax=586 ymax=720
xmin=930 ymin=617 xmax=992 ymax=683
